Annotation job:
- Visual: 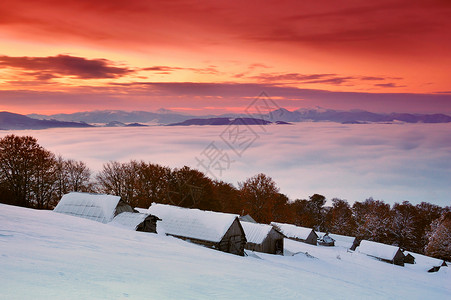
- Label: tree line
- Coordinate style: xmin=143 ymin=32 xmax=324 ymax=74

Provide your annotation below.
xmin=0 ymin=134 xmax=449 ymax=260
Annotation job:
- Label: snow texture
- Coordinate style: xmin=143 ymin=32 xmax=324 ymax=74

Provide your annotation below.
xmin=53 ymin=192 xmax=121 ymax=224
xmin=405 ymin=251 xmax=449 ymax=271
xmin=328 ymin=233 xmax=356 ymax=249
xmin=241 ymin=221 xmax=273 ymax=244
xmin=110 ymin=212 xmax=149 ymax=230
xmin=317 ymin=231 xmax=356 ymax=249
xmin=134 ymin=207 xmax=148 ymax=214
xmin=148 ymin=203 xmax=238 ymax=243
xmin=271 ymin=222 xmax=315 ymax=240
xmin=357 ymin=240 xmax=400 ymax=261
xmin=1 ymin=204 xmax=450 ymax=300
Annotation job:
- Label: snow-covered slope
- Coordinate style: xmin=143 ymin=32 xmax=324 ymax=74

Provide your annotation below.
xmin=0 ymin=204 xmax=449 ymax=299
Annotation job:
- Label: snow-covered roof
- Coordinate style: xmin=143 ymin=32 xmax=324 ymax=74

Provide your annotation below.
xmin=241 ymin=221 xmax=274 ymax=244
xmin=357 ymin=240 xmax=401 ymax=261
xmin=316 ymin=231 xmax=335 ymax=240
xmin=239 ymin=215 xmax=257 ymax=223
xmin=135 ymin=207 xmax=149 ymax=214
xmin=54 ymin=192 xmax=121 ymax=224
xmin=271 ymin=222 xmax=315 ymax=240
xmin=328 ymin=233 xmax=356 ymax=248
xmin=404 ymin=251 xmax=447 ymax=270
xmin=110 ymin=212 xmax=149 ymax=230
xmin=148 ymin=203 xmax=239 ymax=243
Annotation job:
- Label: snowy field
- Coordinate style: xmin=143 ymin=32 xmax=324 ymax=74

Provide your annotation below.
xmin=1 ymin=204 xmax=449 ymax=300
xmin=2 ymin=122 xmax=451 ymax=206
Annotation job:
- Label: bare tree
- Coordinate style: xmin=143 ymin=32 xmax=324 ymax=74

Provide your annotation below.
xmin=325 ymin=198 xmax=356 ymax=235
xmin=31 ymin=148 xmax=58 ymax=209
xmin=391 ymin=201 xmax=419 ymax=251
xmin=353 ymin=198 xmax=393 ymax=243
xmin=96 ymin=160 xmax=172 ymax=208
xmin=64 ymin=159 xmax=92 ymax=192
xmin=425 ymin=212 xmax=451 ymax=261
xmin=134 ymin=161 xmax=171 ymax=208
xmin=0 ymin=135 xmax=56 ymax=207
xmin=55 ymin=157 xmax=93 ymax=197
xmin=166 ymin=166 xmax=215 ymax=210
xmin=96 ymin=161 xmax=129 ymax=200
xmin=238 ymin=173 xmax=280 ymax=224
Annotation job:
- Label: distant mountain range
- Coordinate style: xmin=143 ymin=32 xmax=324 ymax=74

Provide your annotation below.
xmin=264 ymin=108 xmax=451 ymax=124
xmin=28 ymin=109 xmax=194 ymax=125
xmin=0 ymin=111 xmax=92 ymax=130
xmin=166 ymin=117 xmax=289 ymax=126
xmin=27 ymin=108 xmax=451 ymax=126
xmin=0 ymin=108 xmax=449 ymax=130
xmin=104 ymin=121 xmax=148 ymax=127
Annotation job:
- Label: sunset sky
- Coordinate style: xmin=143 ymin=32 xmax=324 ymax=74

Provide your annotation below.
xmin=1 ymin=0 xmax=450 ymax=115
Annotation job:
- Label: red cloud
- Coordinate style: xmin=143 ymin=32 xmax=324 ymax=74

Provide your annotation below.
xmin=1 ymin=0 xmax=449 ymax=55
xmin=0 ymin=55 xmax=133 ymax=79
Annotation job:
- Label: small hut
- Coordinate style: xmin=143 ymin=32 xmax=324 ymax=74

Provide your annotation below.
xmin=428 ymin=266 xmax=441 ymax=273
xmin=241 ymin=221 xmax=284 ymax=255
xmin=148 ymin=203 xmax=247 ymax=256
xmin=403 ymin=253 xmax=416 ymax=264
xmin=403 ymin=251 xmax=447 ymax=271
xmin=271 ymin=222 xmax=318 ymax=245
xmin=426 ymin=260 xmax=448 ymax=273
xmin=350 ymin=238 xmax=361 ymax=251
xmin=357 ymin=240 xmax=405 ymax=266
xmin=317 ymin=232 xmax=335 ymax=246
xmin=54 ymin=192 xmax=134 ymax=224
xmin=327 ymin=233 xmax=357 ymax=249
xmin=110 ymin=212 xmax=160 ymax=233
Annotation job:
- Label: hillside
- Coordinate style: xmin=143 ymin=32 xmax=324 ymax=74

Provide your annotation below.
xmin=166 ymin=117 xmax=274 ymax=126
xmin=0 ymin=112 xmax=92 ymax=130
xmin=0 ymin=204 xmax=449 ymax=299
xmin=266 ymin=108 xmax=451 ymax=124
xmin=28 ymin=109 xmax=194 ymax=125
xmin=27 ymin=108 xmax=451 ymax=126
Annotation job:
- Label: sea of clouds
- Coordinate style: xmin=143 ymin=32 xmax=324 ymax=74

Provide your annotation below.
xmin=4 ymin=122 xmax=450 ymax=207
